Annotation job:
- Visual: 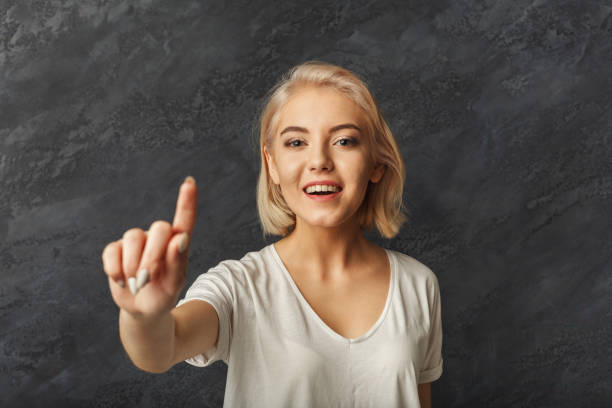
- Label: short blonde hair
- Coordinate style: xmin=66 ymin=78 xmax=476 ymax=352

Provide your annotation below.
xmin=256 ymin=60 xmax=408 ymax=238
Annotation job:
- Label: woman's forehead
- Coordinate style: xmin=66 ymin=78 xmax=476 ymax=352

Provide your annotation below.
xmin=276 ymin=86 xmax=367 ymax=132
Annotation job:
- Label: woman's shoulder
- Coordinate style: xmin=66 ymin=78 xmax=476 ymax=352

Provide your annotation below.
xmin=182 ymin=245 xmax=276 ymax=305
xmin=385 ymin=247 xmax=438 ymax=283
xmin=205 ymin=244 xmax=275 ymax=277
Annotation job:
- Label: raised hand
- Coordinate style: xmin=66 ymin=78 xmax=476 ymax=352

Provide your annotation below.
xmin=102 ymin=176 xmax=198 ymax=319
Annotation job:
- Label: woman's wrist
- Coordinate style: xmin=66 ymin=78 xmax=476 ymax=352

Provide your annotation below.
xmin=120 ymin=307 xmax=172 ymax=326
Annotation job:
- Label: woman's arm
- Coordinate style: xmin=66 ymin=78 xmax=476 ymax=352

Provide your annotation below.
xmin=418 ymin=382 xmax=431 ymax=408
xmin=118 ymin=298 xmax=220 ymax=373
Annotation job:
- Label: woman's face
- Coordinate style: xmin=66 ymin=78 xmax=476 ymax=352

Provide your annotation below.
xmin=263 ymin=85 xmax=385 ymax=231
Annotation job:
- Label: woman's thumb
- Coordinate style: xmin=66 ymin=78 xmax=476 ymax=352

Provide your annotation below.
xmin=177 ymin=232 xmax=190 ymax=255
xmin=166 ymin=232 xmax=191 ymax=283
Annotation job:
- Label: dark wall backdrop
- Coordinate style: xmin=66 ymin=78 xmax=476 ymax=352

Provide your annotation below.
xmin=1 ymin=0 xmax=610 ymax=407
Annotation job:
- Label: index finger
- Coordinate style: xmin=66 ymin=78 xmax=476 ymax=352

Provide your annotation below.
xmin=172 ymin=176 xmax=198 ymax=235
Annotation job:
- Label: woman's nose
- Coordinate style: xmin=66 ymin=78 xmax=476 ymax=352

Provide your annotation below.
xmin=308 ymin=143 xmax=333 ymax=172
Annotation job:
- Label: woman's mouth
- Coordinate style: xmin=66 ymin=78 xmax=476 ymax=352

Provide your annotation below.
xmin=303 ymin=185 xmax=343 ymax=202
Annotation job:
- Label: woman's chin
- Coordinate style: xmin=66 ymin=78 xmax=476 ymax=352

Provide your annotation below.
xmin=296 ymin=215 xmax=358 ymax=230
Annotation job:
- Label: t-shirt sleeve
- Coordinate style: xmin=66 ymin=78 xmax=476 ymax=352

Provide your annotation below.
xmin=176 ymin=266 xmax=234 ymax=367
xmin=418 ymin=273 xmax=444 ymax=383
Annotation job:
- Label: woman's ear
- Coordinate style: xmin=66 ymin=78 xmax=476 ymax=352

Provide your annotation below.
xmin=369 ymin=163 xmax=385 ymax=184
xmin=263 ymin=145 xmax=280 ymax=185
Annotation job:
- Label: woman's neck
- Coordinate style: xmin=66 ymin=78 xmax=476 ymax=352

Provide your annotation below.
xmin=275 ymin=219 xmax=376 ymax=282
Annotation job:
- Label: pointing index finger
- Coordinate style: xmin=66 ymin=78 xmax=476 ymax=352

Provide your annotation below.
xmin=172 ymin=176 xmax=198 ymax=235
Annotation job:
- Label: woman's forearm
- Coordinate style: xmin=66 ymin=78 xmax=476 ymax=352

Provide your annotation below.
xmin=119 ymin=308 xmax=176 ymax=373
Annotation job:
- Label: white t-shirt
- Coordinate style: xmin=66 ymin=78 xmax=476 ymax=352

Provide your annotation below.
xmin=176 ymin=243 xmax=443 ymax=408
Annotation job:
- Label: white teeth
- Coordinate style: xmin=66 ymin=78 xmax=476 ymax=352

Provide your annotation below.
xmin=305 ymin=185 xmax=340 ymax=194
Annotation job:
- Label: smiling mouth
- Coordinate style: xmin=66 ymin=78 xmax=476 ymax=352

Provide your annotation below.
xmin=307 ymin=190 xmax=340 ymax=195
xmin=303 ymin=187 xmax=343 ymax=195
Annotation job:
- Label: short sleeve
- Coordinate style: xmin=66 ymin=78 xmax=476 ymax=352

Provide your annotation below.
xmin=176 ymin=266 xmax=234 ymax=367
xmin=418 ymin=273 xmax=443 ymax=383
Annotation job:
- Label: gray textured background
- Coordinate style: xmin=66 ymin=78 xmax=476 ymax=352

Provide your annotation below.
xmin=1 ymin=0 xmax=611 ymax=407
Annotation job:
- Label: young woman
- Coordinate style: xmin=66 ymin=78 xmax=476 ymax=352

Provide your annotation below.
xmin=102 ymin=61 xmax=443 ymax=407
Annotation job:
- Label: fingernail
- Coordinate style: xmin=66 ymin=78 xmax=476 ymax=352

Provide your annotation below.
xmin=184 ymin=176 xmax=196 ymax=185
xmin=178 ymin=232 xmax=189 ymax=254
xmin=136 ymin=268 xmax=149 ymax=290
xmin=128 ymin=277 xmax=138 ymax=294
xmin=117 ymin=279 xmax=125 ymax=288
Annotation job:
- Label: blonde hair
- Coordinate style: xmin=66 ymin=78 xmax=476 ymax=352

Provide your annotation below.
xmin=256 ymin=60 xmax=408 ymax=238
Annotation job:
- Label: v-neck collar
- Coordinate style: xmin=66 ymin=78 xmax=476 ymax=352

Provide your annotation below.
xmin=269 ymin=243 xmax=396 ymax=344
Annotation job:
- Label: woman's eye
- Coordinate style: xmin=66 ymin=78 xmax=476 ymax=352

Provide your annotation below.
xmin=286 ymin=140 xmax=303 ymax=147
xmin=336 ymin=137 xmax=357 ymax=146
xmin=285 ymin=138 xmax=357 ymax=148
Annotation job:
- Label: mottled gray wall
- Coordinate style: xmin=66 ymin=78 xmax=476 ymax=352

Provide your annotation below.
xmin=1 ymin=0 xmax=610 ymax=407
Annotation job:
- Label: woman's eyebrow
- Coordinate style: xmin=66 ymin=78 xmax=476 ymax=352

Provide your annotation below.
xmin=279 ymin=123 xmax=361 ymax=136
